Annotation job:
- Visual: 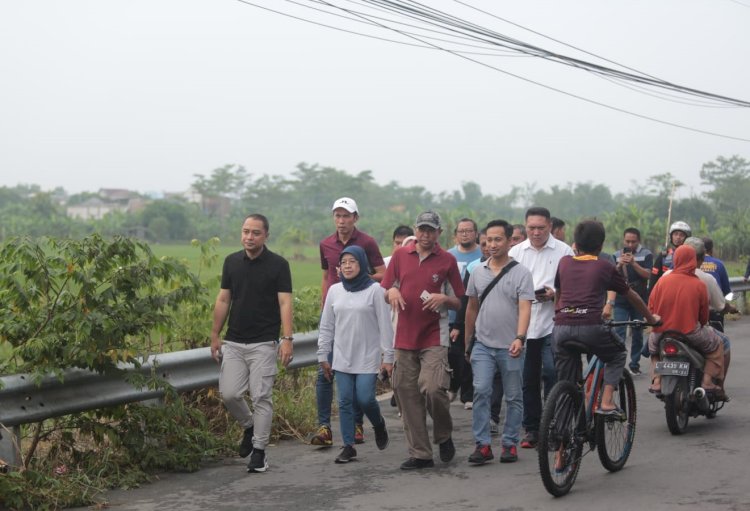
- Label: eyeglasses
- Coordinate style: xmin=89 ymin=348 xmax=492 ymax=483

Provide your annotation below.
xmin=456 ymin=229 xmax=475 ymax=235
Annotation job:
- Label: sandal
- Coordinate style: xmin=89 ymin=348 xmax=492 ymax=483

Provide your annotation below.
xmin=704 ymin=387 xmax=728 ymax=401
xmin=595 ymin=406 xmax=624 ymax=417
xmin=648 ymin=377 xmax=661 ymax=394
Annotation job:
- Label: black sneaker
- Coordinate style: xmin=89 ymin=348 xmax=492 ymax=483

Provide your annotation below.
xmin=400 ymin=457 xmax=435 ymax=470
xmin=439 ymin=437 xmax=455 ymax=462
xmin=238 ymin=426 xmax=254 ymax=458
xmin=247 ymin=448 xmax=268 ymax=473
xmin=468 ymin=445 xmax=494 ymax=465
xmin=373 ymin=418 xmax=389 ymax=450
xmin=628 ymin=366 xmax=642 ymax=376
xmin=335 ymin=445 xmax=357 ymax=464
xmin=500 ymin=445 xmax=518 ymax=463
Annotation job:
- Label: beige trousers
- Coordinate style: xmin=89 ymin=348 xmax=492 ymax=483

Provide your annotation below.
xmin=392 ymin=346 xmax=452 ymax=460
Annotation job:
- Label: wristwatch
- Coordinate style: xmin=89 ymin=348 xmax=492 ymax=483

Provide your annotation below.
xmin=280 ymin=336 xmax=294 ymax=342
xmin=606 ymin=300 xmax=615 ymax=306
xmin=514 ymin=334 xmax=526 ymax=344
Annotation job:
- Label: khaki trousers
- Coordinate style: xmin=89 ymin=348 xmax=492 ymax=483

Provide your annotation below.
xmin=219 ymin=340 xmax=278 ymax=449
xmin=392 ymin=346 xmax=452 ymax=460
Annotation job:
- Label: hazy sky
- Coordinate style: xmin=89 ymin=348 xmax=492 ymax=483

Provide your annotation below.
xmin=1 ymin=0 xmax=749 ymax=199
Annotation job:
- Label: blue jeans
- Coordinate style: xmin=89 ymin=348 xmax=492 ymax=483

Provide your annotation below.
xmin=335 ymin=372 xmax=383 ymax=447
xmin=522 ymin=334 xmax=556 ymax=433
xmin=471 ymin=342 xmax=524 ymax=447
xmin=316 ymin=349 xmax=363 ymax=427
xmin=613 ymin=303 xmax=644 ymax=370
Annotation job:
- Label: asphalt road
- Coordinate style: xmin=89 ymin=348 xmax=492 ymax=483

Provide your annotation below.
xmin=76 ymin=316 xmax=750 ymax=511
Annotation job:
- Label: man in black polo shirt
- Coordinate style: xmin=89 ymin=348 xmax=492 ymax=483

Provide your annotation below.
xmin=210 ymin=214 xmax=293 ymax=474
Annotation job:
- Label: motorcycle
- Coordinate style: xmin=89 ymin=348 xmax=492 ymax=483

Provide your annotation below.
xmin=653 ymin=332 xmax=728 ymax=435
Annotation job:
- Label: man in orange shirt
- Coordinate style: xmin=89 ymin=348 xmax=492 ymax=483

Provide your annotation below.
xmin=646 ymin=245 xmax=724 ymax=395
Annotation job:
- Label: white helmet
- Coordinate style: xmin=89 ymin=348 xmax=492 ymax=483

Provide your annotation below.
xmin=669 ymin=221 xmax=692 ymax=238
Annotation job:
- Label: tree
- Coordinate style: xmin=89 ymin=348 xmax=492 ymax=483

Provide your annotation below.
xmin=700 ymin=155 xmax=750 ymax=212
xmin=138 ymin=201 xmax=192 ymax=241
xmin=0 ymin=235 xmax=201 ymax=379
xmin=192 ymin=164 xmax=249 ymax=201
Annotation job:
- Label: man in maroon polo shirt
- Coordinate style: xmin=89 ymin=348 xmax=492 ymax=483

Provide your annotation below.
xmin=382 ymin=211 xmax=465 ymax=470
xmin=310 ymin=197 xmax=386 ymax=447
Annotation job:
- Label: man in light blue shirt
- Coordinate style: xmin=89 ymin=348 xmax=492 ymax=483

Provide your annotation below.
xmin=448 ymin=218 xmax=483 ymax=406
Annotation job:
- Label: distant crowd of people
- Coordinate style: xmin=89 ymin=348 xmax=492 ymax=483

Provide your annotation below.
xmin=209 ymin=198 xmax=736 ymax=472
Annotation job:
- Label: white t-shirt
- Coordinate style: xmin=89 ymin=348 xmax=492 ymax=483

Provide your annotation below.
xmin=508 ymin=236 xmax=574 ymax=338
xmin=317 ymin=283 xmax=395 ymax=373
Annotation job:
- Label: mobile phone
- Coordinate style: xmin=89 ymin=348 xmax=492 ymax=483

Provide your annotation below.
xmin=622 ymin=247 xmax=633 ymax=254
xmin=377 ymin=368 xmax=389 ymax=382
xmin=420 ymin=290 xmax=431 ymax=302
xmin=534 ymin=287 xmax=547 ymax=295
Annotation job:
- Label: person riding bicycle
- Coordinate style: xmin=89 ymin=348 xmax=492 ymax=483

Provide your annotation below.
xmin=552 ymin=221 xmax=659 ymax=415
xmin=649 ymin=220 xmax=690 ymax=290
xmin=646 ymin=244 xmax=725 ymax=398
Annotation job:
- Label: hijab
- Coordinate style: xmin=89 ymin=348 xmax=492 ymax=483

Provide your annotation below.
xmin=672 ymin=245 xmax=697 ymax=276
xmin=339 ymin=245 xmax=376 ymax=292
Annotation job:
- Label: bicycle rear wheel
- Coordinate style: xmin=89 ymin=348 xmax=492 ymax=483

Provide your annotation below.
xmin=596 ymin=370 xmax=636 ymax=472
xmin=538 ymin=381 xmax=584 ymax=497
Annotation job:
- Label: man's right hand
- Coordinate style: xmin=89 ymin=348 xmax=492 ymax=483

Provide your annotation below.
xmin=617 ymin=253 xmax=633 ymax=266
xmin=320 ymin=361 xmax=333 ymax=382
xmin=210 ymin=336 xmax=223 ymax=363
xmin=387 ymin=287 xmax=406 ymax=312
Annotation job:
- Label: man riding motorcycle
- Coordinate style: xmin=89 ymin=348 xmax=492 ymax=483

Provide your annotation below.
xmin=649 ymin=220 xmax=690 ymax=290
xmin=646 ymin=245 xmax=725 ymax=398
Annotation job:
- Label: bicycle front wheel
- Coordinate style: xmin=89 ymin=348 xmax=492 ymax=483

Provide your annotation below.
xmin=596 ymin=370 xmax=636 ymax=472
xmin=538 ymin=380 xmax=585 ymax=497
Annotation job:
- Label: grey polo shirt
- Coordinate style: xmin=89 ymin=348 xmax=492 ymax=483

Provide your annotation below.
xmin=466 ymin=259 xmax=535 ymax=349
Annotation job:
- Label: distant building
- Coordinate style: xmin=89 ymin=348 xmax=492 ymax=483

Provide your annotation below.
xmin=98 ymin=188 xmax=138 ymax=203
xmin=67 ymin=198 xmax=127 ymax=220
xmin=164 ymin=187 xmax=230 ymax=217
xmin=66 ymin=188 xmax=145 ymax=220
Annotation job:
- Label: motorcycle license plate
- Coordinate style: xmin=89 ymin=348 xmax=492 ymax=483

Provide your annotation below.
xmin=655 ymin=361 xmax=689 ymax=376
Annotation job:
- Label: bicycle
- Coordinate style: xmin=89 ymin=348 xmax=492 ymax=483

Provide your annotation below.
xmin=537 ymin=319 xmax=652 ymax=497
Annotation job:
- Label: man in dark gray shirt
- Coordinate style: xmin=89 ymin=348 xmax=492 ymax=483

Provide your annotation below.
xmin=611 ymin=227 xmax=652 ymax=375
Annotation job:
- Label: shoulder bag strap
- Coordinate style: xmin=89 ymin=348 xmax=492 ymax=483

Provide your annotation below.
xmin=478 ymin=260 xmax=518 ymax=311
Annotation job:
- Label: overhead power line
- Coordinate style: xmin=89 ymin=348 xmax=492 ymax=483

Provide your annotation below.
xmin=236 ymin=0 xmax=750 ymax=141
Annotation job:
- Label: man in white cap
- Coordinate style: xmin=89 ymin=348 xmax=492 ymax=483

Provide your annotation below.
xmin=310 ymin=197 xmax=386 ymax=447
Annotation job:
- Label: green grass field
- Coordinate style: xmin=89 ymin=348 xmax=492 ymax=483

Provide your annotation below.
xmin=149 ymin=242 xmax=322 ymax=289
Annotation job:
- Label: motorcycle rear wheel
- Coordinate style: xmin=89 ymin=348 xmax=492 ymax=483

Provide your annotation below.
xmin=665 ymin=378 xmax=689 ymax=435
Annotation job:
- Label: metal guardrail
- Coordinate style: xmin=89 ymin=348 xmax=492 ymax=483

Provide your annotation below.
xmin=729 ymin=277 xmax=749 ymax=313
xmin=0 ymin=331 xmax=320 ymax=468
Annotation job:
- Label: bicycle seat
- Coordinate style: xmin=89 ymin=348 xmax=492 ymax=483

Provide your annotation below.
xmin=558 ymin=339 xmax=590 ymax=354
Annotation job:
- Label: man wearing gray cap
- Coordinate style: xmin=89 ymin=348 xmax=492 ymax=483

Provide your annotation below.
xmin=382 ymin=211 xmax=465 ymax=470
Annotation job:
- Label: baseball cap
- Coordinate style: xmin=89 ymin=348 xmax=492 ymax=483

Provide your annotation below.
xmin=332 ymin=197 xmax=358 ymax=214
xmin=415 ymin=211 xmax=441 ymax=229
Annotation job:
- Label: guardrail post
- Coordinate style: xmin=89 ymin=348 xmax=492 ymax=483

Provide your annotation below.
xmin=0 ymin=425 xmax=22 ymax=472
xmin=737 ymin=290 xmax=746 ymax=315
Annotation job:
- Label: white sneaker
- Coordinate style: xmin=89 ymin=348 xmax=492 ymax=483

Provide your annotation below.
xmin=464 ymin=401 xmax=473 ymax=410
xmin=490 ymin=420 xmax=500 ymax=436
